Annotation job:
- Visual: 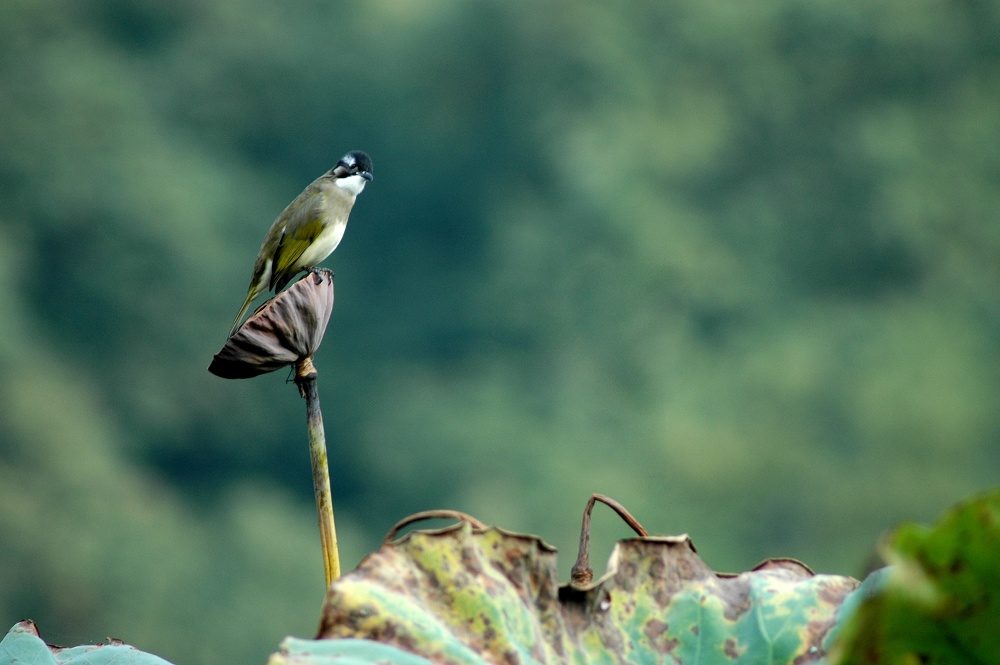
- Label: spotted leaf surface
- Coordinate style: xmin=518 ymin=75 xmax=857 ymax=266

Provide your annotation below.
xmin=298 ymin=522 xmax=858 ymax=664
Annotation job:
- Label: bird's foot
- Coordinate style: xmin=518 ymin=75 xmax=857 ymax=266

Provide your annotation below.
xmin=308 ymin=267 xmax=335 ymax=279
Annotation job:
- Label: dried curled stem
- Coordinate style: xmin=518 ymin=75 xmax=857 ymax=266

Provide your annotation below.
xmin=383 ymin=510 xmax=488 ymax=545
xmin=570 ymin=494 xmax=648 ymax=587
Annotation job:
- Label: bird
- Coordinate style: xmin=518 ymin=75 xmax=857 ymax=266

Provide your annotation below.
xmin=229 ymin=150 xmax=373 ymax=337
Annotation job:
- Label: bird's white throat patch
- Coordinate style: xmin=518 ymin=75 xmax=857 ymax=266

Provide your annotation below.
xmin=335 ymin=174 xmax=368 ymax=196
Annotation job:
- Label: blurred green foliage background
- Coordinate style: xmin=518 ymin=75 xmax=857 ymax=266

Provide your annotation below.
xmin=1 ymin=1 xmax=998 ymax=663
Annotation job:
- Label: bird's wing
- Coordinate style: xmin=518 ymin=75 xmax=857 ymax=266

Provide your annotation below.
xmin=270 ymin=187 xmax=327 ymax=290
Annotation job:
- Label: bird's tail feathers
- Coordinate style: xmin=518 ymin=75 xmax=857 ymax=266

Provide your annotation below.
xmin=229 ymin=292 xmax=257 ymax=337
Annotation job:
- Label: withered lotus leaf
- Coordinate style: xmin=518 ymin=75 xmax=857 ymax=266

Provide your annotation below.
xmin=209 ymin=270 xmax=335 ymax=379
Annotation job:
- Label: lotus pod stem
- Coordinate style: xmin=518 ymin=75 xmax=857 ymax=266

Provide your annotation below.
xmin=295 ymin=356 xmax=340 ymax=587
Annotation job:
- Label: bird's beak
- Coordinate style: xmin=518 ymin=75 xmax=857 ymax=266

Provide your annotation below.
xmin=360 ymin=171 xmax=373 ymax=182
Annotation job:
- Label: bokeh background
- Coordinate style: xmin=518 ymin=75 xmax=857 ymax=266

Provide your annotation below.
xmin=2 ymin=1 xmax=999 ymax=663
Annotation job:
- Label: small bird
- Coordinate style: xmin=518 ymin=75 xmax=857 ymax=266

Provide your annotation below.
xmin=229 ymin=151 xmax=373 ymax=336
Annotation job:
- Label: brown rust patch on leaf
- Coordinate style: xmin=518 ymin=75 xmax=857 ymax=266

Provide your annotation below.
xmin=643 ymin=619 xmax=680 ymax=654
xmin=724 ymin=637 xmax=745 ymax=660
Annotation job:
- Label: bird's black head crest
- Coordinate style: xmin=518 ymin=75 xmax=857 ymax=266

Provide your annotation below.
xmin=334 ymin=151 xmax=373 ymax=180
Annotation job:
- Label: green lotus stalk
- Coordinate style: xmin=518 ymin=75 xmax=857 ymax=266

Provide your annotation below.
xmin=295 ymin=356 xmax=340 ymax=586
